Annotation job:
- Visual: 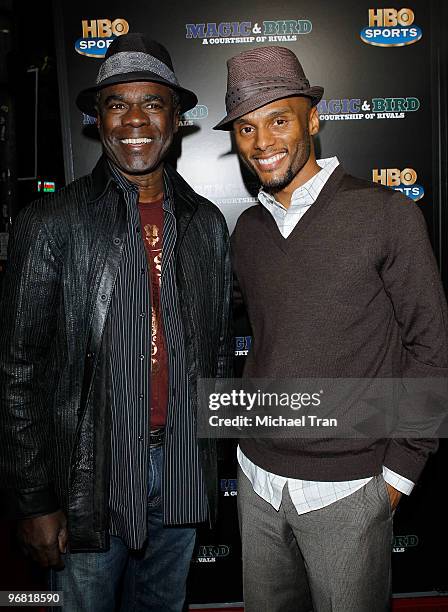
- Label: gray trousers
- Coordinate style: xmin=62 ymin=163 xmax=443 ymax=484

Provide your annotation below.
xmin=238 ymin=467 xmax=393 ymax=612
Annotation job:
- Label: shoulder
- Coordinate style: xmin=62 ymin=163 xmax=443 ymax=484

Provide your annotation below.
xmin=12 ymin=174 xmax=93 ymax=253
xmin=338 ymin=172 xmax=393 ymax=203
xmin=193 ymin=191 xmax=228 ymax=230
xmin=17 ymin=174 xmax=92 ymax=224
xmin=166 ymin=165 xmax=229 ymax=234
xmin=234 ymin=203 xmax=262 ymax=229
xmin=337 ymin=171 xmax=424 ymax=222
xmin=231 ymin=204 xmax=263 ymax=243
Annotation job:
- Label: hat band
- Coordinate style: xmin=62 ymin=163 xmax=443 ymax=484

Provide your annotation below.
xmin=226 ymin=77 xmax=310 ymax=112
xmin=96 ymin=51 xmax=179 ymax=87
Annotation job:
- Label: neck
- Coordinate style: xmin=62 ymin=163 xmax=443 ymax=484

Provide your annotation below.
xmin=121 ymin=164 xmax=165 ymax=203
xmin=272 ymin=157 xmax=321 ymax=209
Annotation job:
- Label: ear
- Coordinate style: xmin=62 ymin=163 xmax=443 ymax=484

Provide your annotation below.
xmin=173 ymin=107 xmax=180 ymax=134
xmin=308 ymin=105 xmax=320 ymax=136
xmin=95 ymin=99 xmax=102 ymax=130
xmin=94 ymin=92 xmax=102 ymax=129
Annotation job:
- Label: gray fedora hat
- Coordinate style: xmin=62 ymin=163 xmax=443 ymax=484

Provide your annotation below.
xmin=213 ymin=46 xmax=323 ymax=131
xmin=76 ymin=33 xmax=198 ymax=116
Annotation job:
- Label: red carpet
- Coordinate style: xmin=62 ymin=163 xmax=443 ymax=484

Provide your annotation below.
xmin=15 ymin=596 xmax=448 ymax=612
xmin=191 ymin=600 xmax=448 ymax=612
xmin=2 ymin=522 xmax=448 ymax=612
xmin=393 ymin=598 xmax=448 ymax=610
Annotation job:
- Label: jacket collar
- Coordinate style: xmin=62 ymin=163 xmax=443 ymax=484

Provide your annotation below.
xmin=88 ymin=156 xmax=199 ymax=241
xmin=88 ymin=156 xmax=117 ymax=203
xmin=164 ymin=164 xmax=199 ymax=247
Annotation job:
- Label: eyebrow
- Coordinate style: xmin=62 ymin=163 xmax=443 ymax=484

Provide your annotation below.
xmin=234 ymin=108 xmax=293 ymax=125
xmin=102 ymin=93 xmax=166 ymax=105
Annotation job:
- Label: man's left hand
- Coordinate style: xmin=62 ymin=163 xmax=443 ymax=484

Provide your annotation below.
xmin=385 ymin=483 xmax=402 ymax=512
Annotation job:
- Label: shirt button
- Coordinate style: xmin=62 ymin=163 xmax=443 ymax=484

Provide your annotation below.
xmin=141 ymin=267 xmax=145 ymax=274
xmin=100 ymin=294 xmax=107 ymax=301
xmin=138 ymin=434 xmax=143 ymax=442
xmin=113 ymin=237 xmax=121 ymax=246
xmin=139 ymin=354 xmax=145 ymax=360
xmin=140 ymin=312 xmax=146 ymax=318
xmin=139 ymin=394 xmax=144 ymax=400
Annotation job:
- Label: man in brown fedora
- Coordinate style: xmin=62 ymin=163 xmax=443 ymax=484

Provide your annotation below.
xmin=214 ymin=46 xmax=448 ymax=611
xmin=0 ymin=33 xmax=232 ymax=611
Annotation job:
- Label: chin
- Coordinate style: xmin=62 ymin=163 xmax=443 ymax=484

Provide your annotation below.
xmin=261 ymin=175 xmax=292 ymax=192
xmin=121 ymin=159 xmax=161 ymax=174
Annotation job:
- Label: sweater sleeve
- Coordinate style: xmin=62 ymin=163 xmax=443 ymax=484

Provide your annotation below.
xmin=380 ymin=191 xmax=448 ymax=482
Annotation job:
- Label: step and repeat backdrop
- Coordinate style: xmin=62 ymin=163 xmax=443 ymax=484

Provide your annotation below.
xmin=54 ymin=0 xmax=447 ymax=604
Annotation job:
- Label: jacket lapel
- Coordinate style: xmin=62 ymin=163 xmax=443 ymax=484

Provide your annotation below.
xmin=164 ymin=165 xmax=198 ymax=257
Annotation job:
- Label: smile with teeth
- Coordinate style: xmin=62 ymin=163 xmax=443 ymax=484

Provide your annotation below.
xmin=120 ymin=137 xmax=153 ymax=144
xmin=255 ymin=152 xmax=287 ymax=167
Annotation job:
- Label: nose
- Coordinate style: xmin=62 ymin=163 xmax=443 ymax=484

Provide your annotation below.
xmin=123 ymin=103 xmax=149 ymax=127
xmin=254 ymin=126 xmax=275 ymax=151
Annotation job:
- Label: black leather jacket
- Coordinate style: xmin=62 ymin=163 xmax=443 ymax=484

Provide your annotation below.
xmin=0 ymin=158 xmax=232 ymax=550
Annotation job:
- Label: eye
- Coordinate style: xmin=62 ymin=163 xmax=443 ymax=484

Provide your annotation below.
xmin=145 ymin=101 xmax=163 ymax=110
xmin=108 ymin=102 xmax=127 ymax=110
xmin=274 ymin=118 xmax=287 ymax=126
xmin=239 ymin=126 xmax=254 ymax=135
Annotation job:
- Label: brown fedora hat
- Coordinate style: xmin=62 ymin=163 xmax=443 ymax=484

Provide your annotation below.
xmin=76 ymin=33 xmax=198 ymax=117
xmin=213 ymin=46 xmax=323 ymax=131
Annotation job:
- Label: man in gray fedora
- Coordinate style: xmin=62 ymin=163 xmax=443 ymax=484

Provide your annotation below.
xmin=0 ymin=32 xmax=232 ymax=611
xmin=214 ymin=45 xmax=448 ymax=611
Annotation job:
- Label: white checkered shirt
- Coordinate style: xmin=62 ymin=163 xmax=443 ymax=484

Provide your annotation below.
xmin=258 ymin=156 xmax=339 ymax=237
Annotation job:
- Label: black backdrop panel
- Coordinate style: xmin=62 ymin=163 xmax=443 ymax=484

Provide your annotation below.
xmin=54 ymin=0 xmax=447 ymax=603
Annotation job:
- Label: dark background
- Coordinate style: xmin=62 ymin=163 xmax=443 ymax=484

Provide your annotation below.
xmin=0 ymin=0 xmax=448 ymax=607
xmin=0 ymin=0 xmax=64 ymax=214
xmin=0 ymin=0 xmax=65 ymax=600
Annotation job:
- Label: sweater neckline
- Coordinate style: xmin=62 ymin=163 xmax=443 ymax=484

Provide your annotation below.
xmin=262 ymin=164 xmax=345 ymax=254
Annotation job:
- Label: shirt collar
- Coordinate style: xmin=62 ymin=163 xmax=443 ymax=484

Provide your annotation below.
xmin=88 ymin=156 xmax=119 ymax=203
xmin=107 ymin=160 xmax=139 ymax=197
xmin=90 ymin=157 xmax=175 ymax=215
xmin=258 ymin=156 xmax=340 ymax=211
xmin=162 ymin=172 xmax=175 ymax=215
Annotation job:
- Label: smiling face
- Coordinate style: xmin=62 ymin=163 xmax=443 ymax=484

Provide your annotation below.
xmin=96 ymin=81 xmax=179 ymax=181
xmin=233 ymin=96 xmax=320 ymax=200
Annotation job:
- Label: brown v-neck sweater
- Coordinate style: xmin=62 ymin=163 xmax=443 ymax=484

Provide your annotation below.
xmin=232 ymin=166 xmax=448 ymax=482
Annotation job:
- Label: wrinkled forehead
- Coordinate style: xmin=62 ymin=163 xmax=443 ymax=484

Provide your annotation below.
xmin=97 ymin=80 xmax=174 ymax=99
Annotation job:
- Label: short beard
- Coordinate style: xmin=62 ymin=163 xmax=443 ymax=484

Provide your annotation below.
xmin=255 ymin=124 xmax=311 ymax=194
xmin=262 ymin=166 xmax=297 ymax=193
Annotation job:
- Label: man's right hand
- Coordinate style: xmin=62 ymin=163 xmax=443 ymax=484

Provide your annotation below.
xmin=17 ymin=510 xmax=68 ymax=570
